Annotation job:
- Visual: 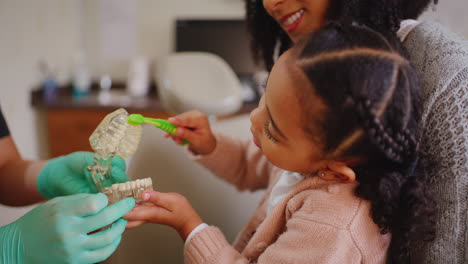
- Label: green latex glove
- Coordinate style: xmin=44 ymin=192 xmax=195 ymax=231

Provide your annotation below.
xmin=0 ymin=193 xmax=135 ymax=264
xmin=37 ymin=151 xmax=130 ymax=198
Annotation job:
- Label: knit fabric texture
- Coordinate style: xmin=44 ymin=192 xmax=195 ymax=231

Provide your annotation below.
xmin=402 ymin=20 xmax=468 ymax=264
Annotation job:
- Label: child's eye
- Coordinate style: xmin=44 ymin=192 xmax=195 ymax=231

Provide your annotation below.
xmin=264 ymin=123 xmax=277 ymax=143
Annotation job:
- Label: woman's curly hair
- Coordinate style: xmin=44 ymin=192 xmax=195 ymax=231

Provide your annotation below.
xmin=245 ymin=0 xmax=438 ymax=71
xmin=291 ymin=22 xmax=435 ymax=263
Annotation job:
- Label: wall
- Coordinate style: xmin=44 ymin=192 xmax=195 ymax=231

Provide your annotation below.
xmin=81 ymin=0 xmax=246 ymax=82
xmin=0 ymin=0 xmax=82 ymax=225
xmin=421 ymin=0 xmax=468 ymax=38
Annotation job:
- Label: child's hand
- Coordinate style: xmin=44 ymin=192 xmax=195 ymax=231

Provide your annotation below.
xmin=123 ymin=191 xmax=203 ymax=241
xmin=167 ymin=110 xmax=216 ymax=155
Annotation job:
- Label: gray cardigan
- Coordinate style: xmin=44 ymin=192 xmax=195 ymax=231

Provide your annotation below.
xmin=402 ymin=21 xmax=468 ymax=264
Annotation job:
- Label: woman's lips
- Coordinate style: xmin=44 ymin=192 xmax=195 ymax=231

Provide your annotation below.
xmin=284 ymin=16 xmax=303 ymax=33
xmin=280 ymin=9 xmax=304 ymax=33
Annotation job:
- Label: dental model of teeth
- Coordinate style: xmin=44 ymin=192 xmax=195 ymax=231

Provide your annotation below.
xmin=88 ymin=108 xmax=142 ymax=192
xmin=103 ymin=178 xmax=153 ymax=204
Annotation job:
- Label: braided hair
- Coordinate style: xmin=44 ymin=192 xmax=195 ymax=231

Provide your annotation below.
xmin=291 ymin=22 xmax=434 ymax=262
xmin=245 ymin=0 xmax=438 ymax=71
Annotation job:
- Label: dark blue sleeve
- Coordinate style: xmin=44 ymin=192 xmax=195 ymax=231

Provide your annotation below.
xmin=0 ymin=107 xmax=10 ymax=138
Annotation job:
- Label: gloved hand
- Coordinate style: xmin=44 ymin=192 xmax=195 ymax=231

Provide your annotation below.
xmin=37 ymin=151 xmax=130 ymax=198
xmin=0 ymin=193 xmax=135 ymax=264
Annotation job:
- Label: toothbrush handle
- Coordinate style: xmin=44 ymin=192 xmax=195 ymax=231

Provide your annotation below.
xmin=169 ymin=129 xmax=189 ymax=146
xmin=170 ymin=126 xmax=189 ymax=145
xmin=145 ymin=118 xmax=189 ymax=145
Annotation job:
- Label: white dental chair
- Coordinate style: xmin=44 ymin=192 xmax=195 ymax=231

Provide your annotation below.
xmin=156 ymin=51 xmax=243 ymax=116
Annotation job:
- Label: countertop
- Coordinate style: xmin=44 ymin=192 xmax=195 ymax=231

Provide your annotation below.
xmin=31 ymin=83 xmax=259 ymax=115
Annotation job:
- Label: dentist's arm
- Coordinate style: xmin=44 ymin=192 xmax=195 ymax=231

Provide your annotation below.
xmin=0 ymin=136 xmax=44 ymax=205
xmin=0 ymin=135 xmax=130 ymax=206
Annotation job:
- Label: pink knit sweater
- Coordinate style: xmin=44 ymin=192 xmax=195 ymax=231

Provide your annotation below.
xmin=185 ymin=133 xmax=390 ymax=263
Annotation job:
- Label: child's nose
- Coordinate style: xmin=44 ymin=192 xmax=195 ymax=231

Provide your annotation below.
xmin=250 ymin=95 xmax=265 ymax=130
xmin=249 ymin=107 xmax=261 ymax=130
xmin=249 ymin=108 xmax=257 ymax=124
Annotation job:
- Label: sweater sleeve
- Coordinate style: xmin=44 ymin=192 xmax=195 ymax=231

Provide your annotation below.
xmin=184 ymin=219 xmax=362 ymax=264
xmin=188 ymin=133 xmax=274 ymax=191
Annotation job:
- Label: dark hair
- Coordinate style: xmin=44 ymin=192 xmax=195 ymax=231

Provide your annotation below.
xmin=245 ymin=0 xmax=438 ymax=71
xmin=398 ymin=0 xmax=438 ymax=19
xmin=291 ymin=22 xmax=434 ymax=262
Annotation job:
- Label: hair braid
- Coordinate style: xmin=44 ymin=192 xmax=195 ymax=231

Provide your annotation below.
xmin=355 ymin=98 xmax=419 ymax=163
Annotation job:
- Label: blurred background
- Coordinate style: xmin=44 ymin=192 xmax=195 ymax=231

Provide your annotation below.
xmin=0 ymin=0 xmax=466 ymax=263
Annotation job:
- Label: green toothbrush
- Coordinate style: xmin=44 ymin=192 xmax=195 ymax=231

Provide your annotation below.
xmin=127 ymin=114 xmax=189 ymax=145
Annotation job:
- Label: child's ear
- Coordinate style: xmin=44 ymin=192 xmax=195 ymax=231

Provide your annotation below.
xmin=318 ymin=161 xmax=356 ymax=183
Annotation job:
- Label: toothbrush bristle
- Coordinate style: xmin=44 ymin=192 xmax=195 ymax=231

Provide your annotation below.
xmin=128 ymin=115 xmax=179 ymax=136
xmin=127 ymin=114 xmax=145 ymax=126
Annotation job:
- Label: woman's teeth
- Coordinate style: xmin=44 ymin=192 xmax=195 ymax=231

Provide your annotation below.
xmin=283 ymin=9 xmax=304 ymax=27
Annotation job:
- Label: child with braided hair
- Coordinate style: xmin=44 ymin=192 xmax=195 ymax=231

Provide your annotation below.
xmin=125 ymin=22 xmax=434 ymax=264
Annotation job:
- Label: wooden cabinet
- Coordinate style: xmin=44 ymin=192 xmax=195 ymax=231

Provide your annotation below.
xmin=32 ymin=86 xmax=257 ymax=158
xmin=46 ymin=109 xmax=171 ymax=157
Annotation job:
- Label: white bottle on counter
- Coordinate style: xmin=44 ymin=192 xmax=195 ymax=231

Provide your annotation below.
xmin=127 ymin=56 xmax=150 ymax=97
xmin=72 ymin=52 xmax=91 ymax=97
